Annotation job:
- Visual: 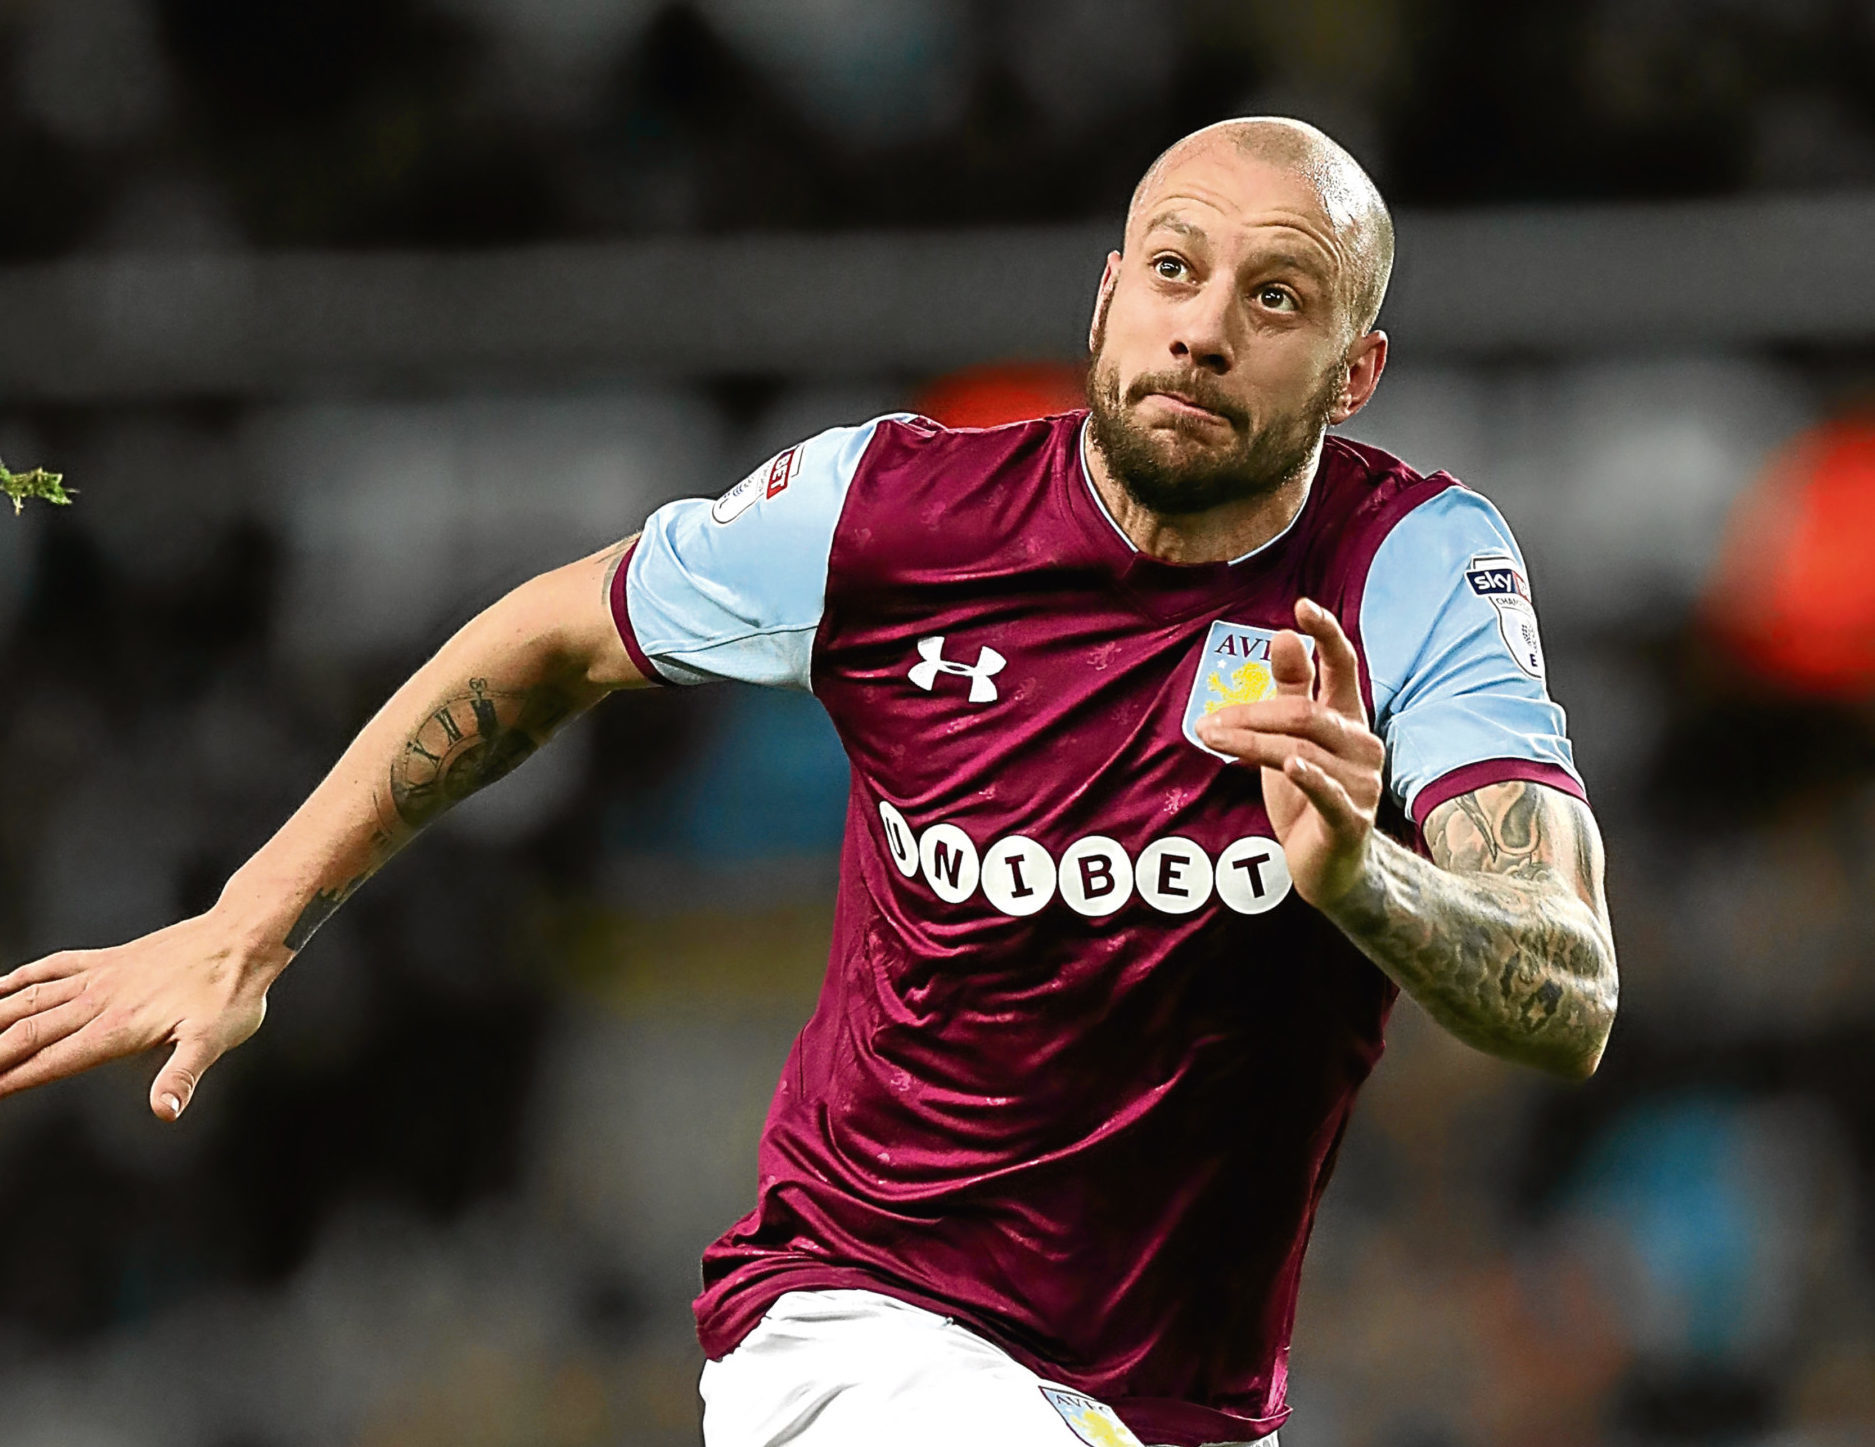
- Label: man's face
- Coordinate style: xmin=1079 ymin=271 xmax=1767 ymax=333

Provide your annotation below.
xmin=1086 ymin=148 xmax=1375 ymax=517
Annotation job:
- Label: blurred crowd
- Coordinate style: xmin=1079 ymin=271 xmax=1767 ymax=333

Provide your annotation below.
xmin=2 ymin=2 xmax=1875 ymax=1447
xmin=5 ymin=0 xmax=1875 ymax=260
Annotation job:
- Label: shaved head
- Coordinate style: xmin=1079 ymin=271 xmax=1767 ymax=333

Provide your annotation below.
xmin=1083 ymin=114 xmax=1393 ymax=541
xmin=1126 ymin=117 xmax=1394 ymax=337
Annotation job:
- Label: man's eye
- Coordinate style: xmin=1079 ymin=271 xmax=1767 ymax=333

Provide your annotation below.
xmin=1258 ymin=286 xmax=1298 ymax=312
xmin=1153 ymin=256 xmax=1189 ymax=281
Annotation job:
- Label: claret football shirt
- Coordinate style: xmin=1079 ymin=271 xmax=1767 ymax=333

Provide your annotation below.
xmin=611 ymin=411 xmax=1581 ymax=1446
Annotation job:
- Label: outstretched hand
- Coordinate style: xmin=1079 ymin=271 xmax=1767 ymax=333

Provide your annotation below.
xmin=1194 ymin=597 xmax=1385 ymax=908
xmin=0 ymin=917 xmax=277 ymax=1121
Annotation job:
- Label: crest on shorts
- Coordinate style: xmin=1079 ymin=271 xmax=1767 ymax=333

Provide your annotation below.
xmin=1465 ymin=551 xmax=1545 ymax=679
xmin=1039 ymin=1387 xmax=1143 ymax=1447
xmin=1183 ymin=620 xmax=1311 ymax=760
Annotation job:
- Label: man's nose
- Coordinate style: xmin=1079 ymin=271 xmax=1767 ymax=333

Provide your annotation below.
xmin=1168 ymin=282 xmax=1235 ymax=374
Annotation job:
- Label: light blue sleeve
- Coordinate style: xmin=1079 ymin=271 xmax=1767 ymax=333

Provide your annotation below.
xmin=623 ymin=416 xmax=908 ymax=689
xmin=1362 ymin=486 xmax=1582 ymax=821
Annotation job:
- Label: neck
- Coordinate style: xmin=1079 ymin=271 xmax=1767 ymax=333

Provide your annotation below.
xmin=1082 ymin=427 xmax=1323 ymax=565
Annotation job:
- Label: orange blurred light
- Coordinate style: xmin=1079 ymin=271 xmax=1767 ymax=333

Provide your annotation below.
xmin=914 ymin=361 xmax=1087 ymax=430
xmin=1705 ymin=418 xmax=1875 ymax=695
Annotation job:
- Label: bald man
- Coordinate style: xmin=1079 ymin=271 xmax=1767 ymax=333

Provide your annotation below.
xmin=0 ymin=120 xmax=1615 ymax=1446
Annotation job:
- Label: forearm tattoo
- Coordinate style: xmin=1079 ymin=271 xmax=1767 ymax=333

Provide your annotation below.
xmin=1328 ymin=782 xmax=1618 ymax=1077
xmin=282 ymin=676 xmax=575 ymax=950
xmin=389 ymin=676 xmax=572 ymax=828
xmin=283 ymin=876 xmax=365 ymax=951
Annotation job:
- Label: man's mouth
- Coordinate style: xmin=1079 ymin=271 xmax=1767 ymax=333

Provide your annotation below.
xmin=1142 ymin=391 xmax=1236 ymax=427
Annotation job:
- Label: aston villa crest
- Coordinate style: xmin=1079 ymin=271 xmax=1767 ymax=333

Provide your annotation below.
xmin=1183 ymin=620 xmax=1312 ymax=760
xmin=1039 ymin=1387 xmax=1144 ymax=1447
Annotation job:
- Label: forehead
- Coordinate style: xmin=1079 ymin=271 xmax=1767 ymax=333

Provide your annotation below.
xmin=1129 ymin=145 xmax=1344 ymax=266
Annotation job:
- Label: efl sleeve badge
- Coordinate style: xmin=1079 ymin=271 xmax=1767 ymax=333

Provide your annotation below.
xmin=1464 ymin=551 xmax=1546 ymax=679
xmin=711 ymin=445 xmax=801 ymax=524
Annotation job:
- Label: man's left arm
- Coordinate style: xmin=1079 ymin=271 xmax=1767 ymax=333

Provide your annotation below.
xmin=1195 ymin=599 xmax=1617 ymax=1082
xmin=1325 ymin=778 xmax=1616 ymax=1080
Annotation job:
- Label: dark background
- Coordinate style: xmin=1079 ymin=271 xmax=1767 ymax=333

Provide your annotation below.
xmin=1 ymin=2 xmax=1873 ymax=1444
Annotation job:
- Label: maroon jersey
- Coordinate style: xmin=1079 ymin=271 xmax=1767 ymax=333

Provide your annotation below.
xmin=613 ymin=412 xmax=1582 ymax=1445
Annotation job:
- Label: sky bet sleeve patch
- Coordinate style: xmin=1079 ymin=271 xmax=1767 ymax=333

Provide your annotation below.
xmin=1464 ymin=549 xmax=1545 ymax=679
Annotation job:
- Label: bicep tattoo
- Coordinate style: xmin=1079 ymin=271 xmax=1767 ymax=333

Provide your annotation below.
xmin=598 ymin=533 xmax=638 ymax=605
xmin=1426 ymin=780 xmax=1608 ymax=917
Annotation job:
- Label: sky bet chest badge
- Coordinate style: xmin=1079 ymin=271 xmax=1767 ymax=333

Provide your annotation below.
xmin=1184 ymin=620 xmax=1313 ymax=760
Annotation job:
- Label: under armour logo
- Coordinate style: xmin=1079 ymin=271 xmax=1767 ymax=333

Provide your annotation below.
xmin=908 ymin=635 xmax=1006 ymax=704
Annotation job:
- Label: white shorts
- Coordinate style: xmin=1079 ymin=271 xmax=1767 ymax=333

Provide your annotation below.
xmin=699 ymin=1288 xmax=1279 ymax=1447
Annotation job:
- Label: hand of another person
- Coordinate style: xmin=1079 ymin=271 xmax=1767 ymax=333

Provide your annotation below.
xmin=0 ymin=916 xmax=279 ymax=1121
xmin=1194 ymin=598 xmax=1386 ymax=908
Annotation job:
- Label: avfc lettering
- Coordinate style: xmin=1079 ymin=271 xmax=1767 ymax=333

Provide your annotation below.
xmin=1210 ymin=630 xmax=1272 ymax=660
xmin=878 ymin=801 xmax=1292 ymax=920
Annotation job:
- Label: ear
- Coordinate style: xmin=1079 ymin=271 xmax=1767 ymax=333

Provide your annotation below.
xmin=1328 ymin=330 xmax=1388 ymax=426
xmin=1088 ymin=251 xmax=1121 ymax=354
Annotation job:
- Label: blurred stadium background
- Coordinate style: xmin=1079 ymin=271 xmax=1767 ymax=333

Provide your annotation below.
xmin=2 ymin=1 xmax=1874 ymax=1444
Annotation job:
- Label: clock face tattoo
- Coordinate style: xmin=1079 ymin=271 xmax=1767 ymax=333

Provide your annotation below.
xmin=389 ymin=677 xmax=570 ymax=829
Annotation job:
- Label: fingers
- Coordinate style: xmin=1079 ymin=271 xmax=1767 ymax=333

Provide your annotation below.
xmin=151 ymin=1035 xmax=223 ymax=1122
xmin=0 ymin=975 xmax=85 ymax=1033
xmin=1282 ymin=754 xmax=1367 ymax=840
xmin=0 ymin=993 xmax=105 ymax=1075
xmin=1201 ymin=728 xmax=1381 ymax=804
xmin=0 ymin=952 xmax=84 ymax=996
xmin=1293 ymin=598 xmax=1366 ymax=720
xmin=0 ymin=1019 xmax=129 ymax=1101
xmin=1269 ymin=628 xmax=1314 ymax=697
xmin=1201 ymin=695 xmax=1385 ymax=764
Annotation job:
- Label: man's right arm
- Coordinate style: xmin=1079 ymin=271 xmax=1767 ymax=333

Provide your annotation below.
xmin=0 ymin=536 xmax=649 ymax=1120
xmin=0 ymin=413 xmax=884 ymax=1121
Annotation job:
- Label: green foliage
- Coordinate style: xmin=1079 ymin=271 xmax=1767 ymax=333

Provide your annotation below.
xmin=0 ymin=460 xmax=72 ymax=515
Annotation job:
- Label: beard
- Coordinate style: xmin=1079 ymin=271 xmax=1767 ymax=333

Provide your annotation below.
xmin=1085 ymin=337 xmax=1346 ymax=518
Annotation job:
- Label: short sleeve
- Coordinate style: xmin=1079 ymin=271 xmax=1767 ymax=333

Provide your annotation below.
xmin=1361 ymin=485 xmax=1585 ymax=826
xmin=614 ymin=416 xmax=909 ymax=689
